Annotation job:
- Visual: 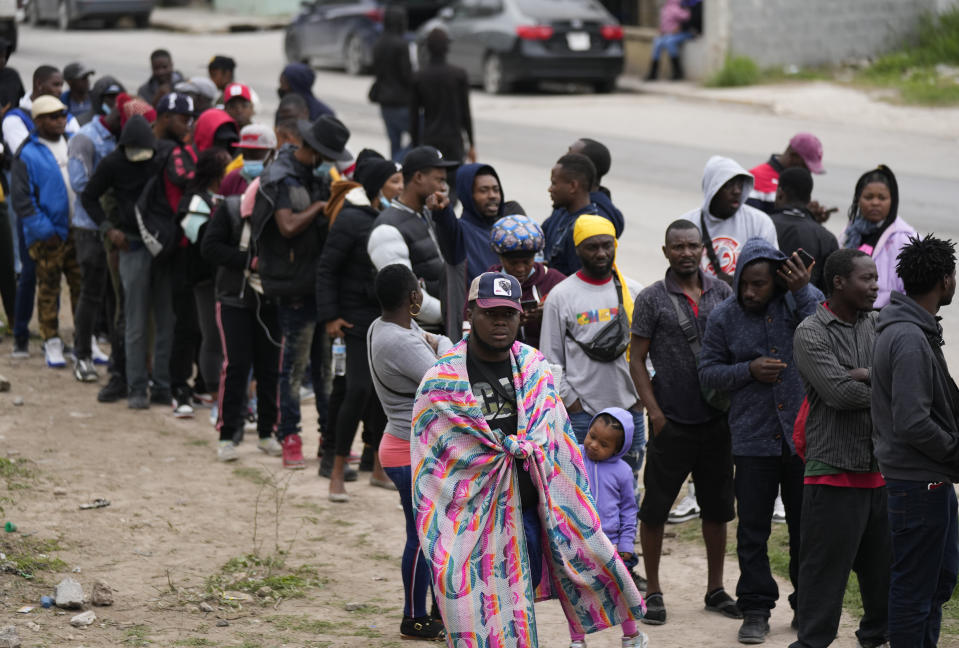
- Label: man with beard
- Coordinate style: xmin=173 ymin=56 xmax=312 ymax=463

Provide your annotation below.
xmin=412 ymin=270 xmax=646 ymax=647
xmin=871 ymin=235 xmax=959 ymax=648
xmin=699 ymin=238 xmax=822 ymax=644
xmin=681 ymin=156 xmax=777 ymax=286
xmin=629 ymin=219 xmax=739 ymax=626
xmin=434 ymin=163 xmax=503 ymax=284
xmin=541 ymin=215 xmax=645 ymax=476
xmin=791 ymin=249 xmax=889 ymax=648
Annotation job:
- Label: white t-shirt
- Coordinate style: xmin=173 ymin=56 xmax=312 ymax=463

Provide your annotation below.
xmin=39 ymin=136 xmax=74 ymax=223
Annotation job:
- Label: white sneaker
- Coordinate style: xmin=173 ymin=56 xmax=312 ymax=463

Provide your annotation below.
xmin=622 ymin=632 xmax=649 ymax=648
xmin=172 ymin=399 xmax=195 ymax=419
xmin=772 ymin=493 xmax=787 ymax=524
xmin=90 ymin=336 xmax=110 ymax=365
xmin=299 ymin=385 xmax=315 ymax=401
xmin=209 ymin=403 xmax=219 ymax=427
xmin=217 ymin=441 xmax=238 ymax=462
xmin=257 ymin=437 xmax=283 ymax=457
xmin=570 ymin=641 xmax=587 ymax=648
xmin=43 ymin=337 xmax=67 ymax=368
xmin=667 ymin=482 xmax=700 ymax=524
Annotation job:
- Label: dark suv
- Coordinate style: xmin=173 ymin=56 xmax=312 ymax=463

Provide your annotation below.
xmin=420 ymin=0 xmax=624 ymax=94
xmin=285 ymin=0 xmax=444 ymax=75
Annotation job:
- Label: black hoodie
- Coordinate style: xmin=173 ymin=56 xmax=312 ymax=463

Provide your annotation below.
xmin=872 ymin=291 xmax=959 ymax=482
xmin=80 ymin=114 xmax=160 ymax=238
xmin=77 ymin=75 xmax=124 ymax=126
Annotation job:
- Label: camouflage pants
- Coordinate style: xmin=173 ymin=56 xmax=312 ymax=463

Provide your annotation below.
xmin=27 ymin=231 xmax=82 ymax=341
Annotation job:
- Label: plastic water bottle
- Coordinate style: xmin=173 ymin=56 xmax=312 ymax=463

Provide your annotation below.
xmin=332 ymin=337 xmax=346 ymax=377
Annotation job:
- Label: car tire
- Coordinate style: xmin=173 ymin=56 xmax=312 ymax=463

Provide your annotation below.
xmin=344 ymin=33 xmax=366 ymax=76
xmin=133 ymin=12 xmax=151 ymax=28
xmin=483 ymin=54 xmax=509 ymax=95
xmin=56 ymin=0 xmax=72 ymax=30
xmin=593 ymin=78 xmax=617 ymax=94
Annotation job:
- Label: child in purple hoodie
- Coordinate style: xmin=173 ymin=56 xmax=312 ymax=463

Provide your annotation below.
xmin=569 ymin=407 xmax=646 ymax=648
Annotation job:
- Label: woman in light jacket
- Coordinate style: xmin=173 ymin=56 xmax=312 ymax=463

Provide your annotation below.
xmin=842 ymin=165 xmax=916 ymax=308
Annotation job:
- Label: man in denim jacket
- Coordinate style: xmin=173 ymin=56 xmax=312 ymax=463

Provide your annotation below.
xmin=699 ymin=237 xmax=822 ymax=644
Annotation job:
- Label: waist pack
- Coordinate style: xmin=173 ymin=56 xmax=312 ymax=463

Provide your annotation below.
xmin=567 ymin=276 xmax=630 ymax=363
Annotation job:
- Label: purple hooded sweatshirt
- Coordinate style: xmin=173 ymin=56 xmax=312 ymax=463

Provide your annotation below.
xmin=579 ymin=407 xmax=638 ymax=554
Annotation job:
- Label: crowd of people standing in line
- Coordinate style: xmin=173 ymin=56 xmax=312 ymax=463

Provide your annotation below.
xmin=0 ymin=21 xmax=953 ymax=648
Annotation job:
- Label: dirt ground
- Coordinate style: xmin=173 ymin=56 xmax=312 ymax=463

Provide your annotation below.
xmin=0 ymin=340 xmax=868 ymax=648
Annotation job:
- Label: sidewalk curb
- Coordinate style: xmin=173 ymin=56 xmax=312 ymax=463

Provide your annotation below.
xmin=619 ymin=75 xmax=778 ymax=112
xmin=149 ymin=10 xmax=289 ymax=34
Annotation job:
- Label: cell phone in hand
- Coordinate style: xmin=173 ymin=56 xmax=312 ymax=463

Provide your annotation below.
xmin=521 ymin=299 xmax=539 ymax=311
xmin=795 ymin=249 xmax=815 ymax=268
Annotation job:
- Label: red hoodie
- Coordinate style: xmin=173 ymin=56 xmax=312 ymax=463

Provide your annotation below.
xmin=163 ymin=109 xmax=237 ymax=213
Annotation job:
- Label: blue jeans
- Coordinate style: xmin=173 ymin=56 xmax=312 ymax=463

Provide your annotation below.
xmin=276 ymin=297 xmax=328 ymax=440
xmin=384 ymin=464 xmax=432 ymax=618
xmin=568 ymin=409 xmax=646 ymax=474
xmin=886 ymin=478 xmax=959 ymax=648
xmin=651 ymin=31 xmax=694 ymax=60
xmin=119 ymin=244 xmax=174 ymax=395
xmin=12 ymin=216 xmax=35 ymax=342
xmin=523 ymin=507 xmax=543 ymax=590
xmin=380 ymin=105 xmax=409 ymax=162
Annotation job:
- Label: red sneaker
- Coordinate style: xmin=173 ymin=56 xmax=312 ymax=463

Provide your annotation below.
xmin=282 ymin=434 xmax=306 ymax=470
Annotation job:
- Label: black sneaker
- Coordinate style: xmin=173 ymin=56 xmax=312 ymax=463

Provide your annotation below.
xmin=98 ymin=375 xmax=128 ymax=403
xmin=641 ymin=592 xmax=666 ymax=625
xmin=150 ymin=388 xmax=173 ymax=406
xmin=10 ymin=337 xmax=28 ymax=359
xmin=400 ymin=615 xmax=445 ymax=641
xmin=128 ymin=391 xmax=149 ymax=410
xmin=738 ymin=613 xmax=770 ymax=644
xmin=317 ymin=456 xmax=358 ymax=482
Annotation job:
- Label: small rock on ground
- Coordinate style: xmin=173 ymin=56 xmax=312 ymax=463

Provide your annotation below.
xmin=0 ymin=625 xmax=20 ymax=647
xmin=198 ymin=602 xmax=214 ymax=612
xmin=69 ymin=611 xmax=96 ymax=627
xmin=216 ymin=620 xmax=229 ymax=627
xmin=91 ymin=581 xmax=113 ymax=606
xmin=55 ymin=577 xmax=84 ymax=609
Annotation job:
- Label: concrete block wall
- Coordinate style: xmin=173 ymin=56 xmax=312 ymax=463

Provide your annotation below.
xmin=722 ymin=0 xmax=938 ymax=69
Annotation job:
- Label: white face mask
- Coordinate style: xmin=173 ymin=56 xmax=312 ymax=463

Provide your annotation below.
xmin=125 ymin=147 xmax=154 ymax=162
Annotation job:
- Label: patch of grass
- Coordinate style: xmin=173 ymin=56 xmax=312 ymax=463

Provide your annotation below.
xmin=0 ymin=536 xmax=67 ymax=579
xmin=232 ymin=466 xmax=269 ymax=486
xmin=267 ymin=614 xmax=338 ymax=634
xmin=173 ymin=640 xmax=216 ymax=647
xmin=856 ymin=8 xmax=959 ymax=104
xmin=206 ymin=554 xmax=323 ymax=600
xmin=123 ymin=624 xmax=152 ymax=647
xmin=706 ymin=54 xmax=760 ymax=87
xmin=185 ymin=439 xmax=209 ymax=447
xmin=0 ymin=456 xmax=35 ymax=492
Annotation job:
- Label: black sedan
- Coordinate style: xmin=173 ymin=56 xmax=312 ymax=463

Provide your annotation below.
xmin=422 ymin=0 xmax=624 ymax=94
xmin=285 ymin=0 xmax=443 ymax=75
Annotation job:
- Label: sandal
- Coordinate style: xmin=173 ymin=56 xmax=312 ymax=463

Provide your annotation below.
xmin=704 ymin=587 xmax=743 ymax=619
xmin=640 ymin=592 xmax=666 ymax=625
xmin=400 ymin=615 xmax=446 ymax=641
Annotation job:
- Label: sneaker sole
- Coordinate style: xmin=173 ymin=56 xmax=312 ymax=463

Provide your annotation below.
xmin=173 ymin=412 xmax=195 ymax=419
xmin=46 ymin=362 xmax=66 ymax=368
xmin=666 ymin=512 xmax=700 ymax=524
xmin=92 ymin=358 xmax=110 ymax=366
xmin=10 ymin=352 xmax=28 ymax=359
xmin=217 ymin=455 xmax=239 ymax=463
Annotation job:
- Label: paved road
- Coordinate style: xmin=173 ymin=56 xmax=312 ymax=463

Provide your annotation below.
xmin=15 ymin=25 xmax=959 ymax=357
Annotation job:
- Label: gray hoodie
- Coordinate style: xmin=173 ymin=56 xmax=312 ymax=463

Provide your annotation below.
xmin=681 ymin=155 xmax=778 ymax=279
xmin=871 ymin=291 xmax=959 ymax=482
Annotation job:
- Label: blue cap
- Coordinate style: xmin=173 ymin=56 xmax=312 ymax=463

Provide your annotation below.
xmin=467 ymin=272 xmax=522 ymax=311
xmin=156 ymin=92 xmax=194 ymax=116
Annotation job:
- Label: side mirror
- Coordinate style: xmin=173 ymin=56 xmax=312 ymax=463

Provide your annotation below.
xmin=439 ymin=6 xmax=454 ymax=20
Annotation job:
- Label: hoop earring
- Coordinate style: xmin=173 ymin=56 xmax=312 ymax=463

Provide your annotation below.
xmin=409 ymin=302 xmax=421 ymax=317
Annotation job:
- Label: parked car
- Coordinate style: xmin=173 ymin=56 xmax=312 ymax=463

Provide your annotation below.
xmin=420 ymin=0 xmax=624 ymax=94
xmin=27 ymin=0 xmax=155 ymax=29
xmin=285 ymin=0 xmax=443 ymax=75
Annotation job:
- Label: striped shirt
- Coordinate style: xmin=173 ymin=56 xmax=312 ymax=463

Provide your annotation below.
xmin=793 ymin=304 xmax=878 ymax=472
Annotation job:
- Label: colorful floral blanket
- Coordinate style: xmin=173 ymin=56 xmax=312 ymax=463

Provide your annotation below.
xmin=412 ymin=339 xmax=644 ymax=647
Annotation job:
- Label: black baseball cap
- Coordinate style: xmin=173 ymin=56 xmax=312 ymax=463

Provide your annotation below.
xmin=401 ymin=146 xmax=459 ymax=175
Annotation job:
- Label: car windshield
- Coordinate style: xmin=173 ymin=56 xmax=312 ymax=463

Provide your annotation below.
xmin=514 ymin=0 xmax=609 ymax=20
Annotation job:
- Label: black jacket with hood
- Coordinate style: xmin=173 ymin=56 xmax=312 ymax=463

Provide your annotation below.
xmin=315 ymin=186 xmax=380 ymax=332
xmin=77 ymin=76 xmax=124 ymax=126
xmin=871 ymin=291 xmax=959 ymax=482
xmin=80 ymin=114 xmax=161 ymax=239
